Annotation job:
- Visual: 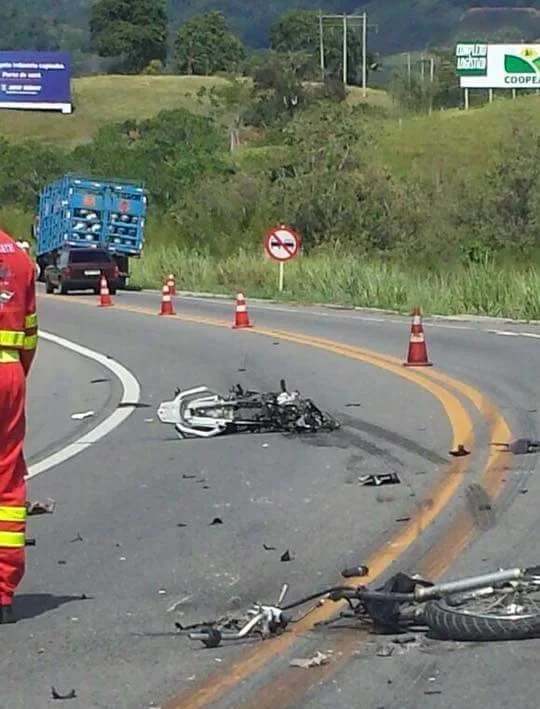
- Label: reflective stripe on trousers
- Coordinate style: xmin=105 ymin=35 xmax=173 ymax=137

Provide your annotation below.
xmin=0 ymin=532 xmax=25 ymax=547
xmin=0 ymin=331 xmax=25 ymax=348
xmin=0 ymin=507 xmax=26 ymax=548
xmin=0 ymin=506 xmax=27 ymax=522
xmin=0 ymin=349 xmax=21 ymax=364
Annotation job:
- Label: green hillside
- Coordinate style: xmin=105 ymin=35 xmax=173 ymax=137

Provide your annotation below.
xmin=0 ymin=72 xmax=537 ymax=319
xmin=0 ymin=75 xmax=391 ymax=147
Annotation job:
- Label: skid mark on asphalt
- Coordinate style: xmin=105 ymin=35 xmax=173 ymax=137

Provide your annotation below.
xmin=338 ymin=412 xmax=448 ymax=466
xmin=465 ymin=482 xmax=497 ymax=531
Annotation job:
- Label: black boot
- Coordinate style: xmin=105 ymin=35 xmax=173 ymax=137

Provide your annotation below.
xmin=0 ymin=605 xmax=16 ymax=624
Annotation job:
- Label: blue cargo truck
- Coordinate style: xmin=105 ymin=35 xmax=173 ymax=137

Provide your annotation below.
xmin=33 ymin=173 xmax=148 ymax=288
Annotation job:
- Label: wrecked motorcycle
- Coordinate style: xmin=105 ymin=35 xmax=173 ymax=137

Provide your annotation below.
xmin=180 ymin=564 xmax=540 ymax=647
xmin=157 ymin=379 xmax=340 ymax=439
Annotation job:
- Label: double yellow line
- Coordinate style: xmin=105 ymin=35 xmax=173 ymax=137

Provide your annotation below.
xmin=39 ymin=292 xmax=512 ymax=708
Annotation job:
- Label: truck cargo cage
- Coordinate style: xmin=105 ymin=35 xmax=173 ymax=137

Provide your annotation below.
xmin=34 ymin=173 xmax=148 ymax=287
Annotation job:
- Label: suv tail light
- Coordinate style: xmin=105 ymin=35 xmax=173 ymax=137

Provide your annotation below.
xmin=63 ymin=266 xmax=72 ymax=278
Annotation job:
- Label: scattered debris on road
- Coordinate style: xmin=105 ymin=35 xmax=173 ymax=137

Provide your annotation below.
xmin=280 ymin=550 xmax=293 ymax=562
xmin=290 ymin=651 xmax=330 ymax=668
xmin=376 ymin=644 xmax=394 ymax=657
xmin=71 ymin=411 xmax=95 ymax=421
xmin=51 ymin=686 xmax=77 ymax=700
xmin=492 ymin=438 xmax=540 ymax=455
xmin=210 ymin=517 xmax=223 ymax=526
xmin=26 ymin=499 xmax=55 ymax=516
xmin=449 ymin=444 xmax=470 ymax=457
xmin=69 ymin=532 xmax=84 ymax=543
xmin=359 ymin=473 xmax=401 ymax=486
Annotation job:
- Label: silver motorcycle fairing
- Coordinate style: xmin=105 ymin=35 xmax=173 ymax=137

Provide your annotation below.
xmin=157 ymin=386 xmax=235 ymax=438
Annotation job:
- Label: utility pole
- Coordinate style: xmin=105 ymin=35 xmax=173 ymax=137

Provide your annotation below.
xmin=319 ymin=11 xmax=377 ymax=92
xmin=342 ymin=13 xmax=347 ymax=86
xmin=318 ymin=11 xmax=325 ymax=81
xmin=362 ymin=11 xmax=367 ymax=97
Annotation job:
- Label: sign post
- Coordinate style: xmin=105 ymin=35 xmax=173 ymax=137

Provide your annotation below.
xmin=264 ymin=224 xmax=301 ymax=292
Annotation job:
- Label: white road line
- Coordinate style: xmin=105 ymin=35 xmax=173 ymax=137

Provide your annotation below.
xmin=486 ymin=330 xmax=540 ymax=338
xmin=27 ymin=331 xmax=141 ymax=480
xmin=487 ymin=330 xmax=521 ymax=336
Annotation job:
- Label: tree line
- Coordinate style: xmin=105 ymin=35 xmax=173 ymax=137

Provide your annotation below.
xmin=89 ymin=1 xmax=379 ymax=86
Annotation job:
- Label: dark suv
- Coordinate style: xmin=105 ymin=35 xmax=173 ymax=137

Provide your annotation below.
xmin=44 ymin=248 xmax=120 ymax=296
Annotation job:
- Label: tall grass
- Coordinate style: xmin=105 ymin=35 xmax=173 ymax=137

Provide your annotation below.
xmin=131 ymin=244 xmax=540 ymax=320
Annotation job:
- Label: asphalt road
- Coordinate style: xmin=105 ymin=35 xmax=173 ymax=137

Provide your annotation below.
xmin=2 ymin=286 xmax=538 ymax=709
xmin=26 ymin=337 xmax=119 ymax=465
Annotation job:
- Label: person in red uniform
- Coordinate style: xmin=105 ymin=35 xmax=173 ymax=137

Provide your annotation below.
xmin=0 ymin=228 xmax=38 ymax=624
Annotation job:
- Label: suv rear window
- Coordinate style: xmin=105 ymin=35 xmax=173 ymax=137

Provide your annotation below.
xmin=69 ymin=250 xmax=112 ymax=264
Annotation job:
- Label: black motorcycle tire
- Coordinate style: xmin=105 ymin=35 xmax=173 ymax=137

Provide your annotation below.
xmin=423 ymin=598 xmax=540 ymax=641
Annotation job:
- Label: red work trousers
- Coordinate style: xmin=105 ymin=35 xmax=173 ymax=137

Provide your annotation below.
xmin=0 ymin=360 xmax=27 ymax=606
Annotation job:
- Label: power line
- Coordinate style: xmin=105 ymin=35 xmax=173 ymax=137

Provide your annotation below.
xmin=318 ymin=11 xmax=378 ymax=95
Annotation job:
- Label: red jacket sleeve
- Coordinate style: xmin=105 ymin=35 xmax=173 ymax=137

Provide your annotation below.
xmin=20 ymin=263 xmax=38 ymax=376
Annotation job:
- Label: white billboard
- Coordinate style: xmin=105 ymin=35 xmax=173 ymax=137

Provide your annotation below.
xmin=456 ymin=43 xmax=540 ymax=88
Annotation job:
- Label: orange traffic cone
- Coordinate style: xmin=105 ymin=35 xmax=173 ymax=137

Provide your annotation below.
xmin=98 ymin=273 xmax=113 ymax=307
xmin=166 ymin=273 xmax=176 ymax=296
xmin=159 ymin=283 xmax=175 ymax=316
xmin=232 ymin=291 xmax=253 ymax=329
xmin=403 ymin=307 xmax=432 ymax=367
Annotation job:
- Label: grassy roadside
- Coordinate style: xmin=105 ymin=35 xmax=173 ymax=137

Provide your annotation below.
xmin=130 ymin=245 xmax=540 ymax=321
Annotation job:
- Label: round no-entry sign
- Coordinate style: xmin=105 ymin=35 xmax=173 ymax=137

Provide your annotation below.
xmin=264 ymin=225 xmax=301 ymax=262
